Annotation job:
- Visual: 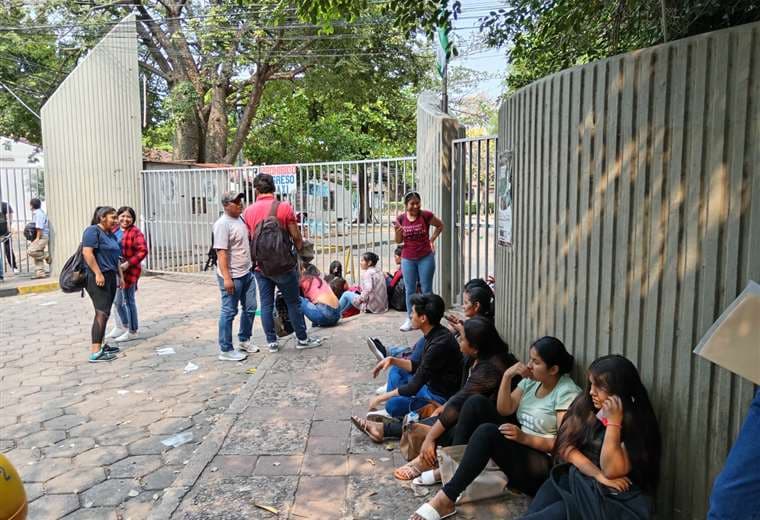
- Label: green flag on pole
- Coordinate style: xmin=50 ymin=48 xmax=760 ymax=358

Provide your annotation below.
xmin=435 ymin=25 xmax=449 ymax=78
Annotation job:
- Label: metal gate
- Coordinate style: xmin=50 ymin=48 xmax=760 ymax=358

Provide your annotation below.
xmin=141 ymin=158 xmax=416 ymax=283
xmin=0 ymin=167 xmax=46 ymax=278
xmin=449 ymin=136 xmax=498 ymax=305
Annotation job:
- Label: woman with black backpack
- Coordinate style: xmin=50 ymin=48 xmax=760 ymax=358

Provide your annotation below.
xmin=81 ymin=206 xmax=123 ymax=362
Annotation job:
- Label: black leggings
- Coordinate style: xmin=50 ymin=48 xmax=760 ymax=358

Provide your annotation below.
xmin=441 ymin=423 xmax=553 ymax=501
xmin=85 ymin=271 xmax=117 ymax=344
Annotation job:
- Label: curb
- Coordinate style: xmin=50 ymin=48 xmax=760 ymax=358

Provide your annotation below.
xmin=147 ymin=354 xmax=277 ymax=520
xmin=0 ymin=280 xmax=59 ymax=298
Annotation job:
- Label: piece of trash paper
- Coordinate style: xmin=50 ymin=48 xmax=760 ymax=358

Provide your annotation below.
xmin=40 ymin=301 xmax=58 ymax=306
xmin=156 ymin=347 xmax=176 ymax=356
xmin=253 ymin=503 xmax=279 ymax=515
xmin=184 ymin=362 xmax=199 ymax=373
xmin=161 ymin=431 xmax=193 ymax=448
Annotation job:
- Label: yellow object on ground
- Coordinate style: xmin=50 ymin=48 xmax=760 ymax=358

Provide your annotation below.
xmin=0 ymin=453 xmax=27 ymax=520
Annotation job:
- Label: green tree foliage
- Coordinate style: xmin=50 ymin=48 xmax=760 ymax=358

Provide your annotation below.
xmin=478 ymin=0 xmax=760 ymax=91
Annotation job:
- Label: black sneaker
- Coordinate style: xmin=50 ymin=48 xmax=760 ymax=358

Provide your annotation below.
xmin=88 ymin=349 xmax=117 ymax=363
xmin=367 ymin=337 xmax=387 ymax=362
xmin=103 ymin=343 xmax=120 ymax=353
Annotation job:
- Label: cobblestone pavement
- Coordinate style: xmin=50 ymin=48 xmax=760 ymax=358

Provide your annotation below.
xmin=0 ymin=275 xmax=255 ymax=519
xmin=1 ymin=275 xmax=529 ymax=519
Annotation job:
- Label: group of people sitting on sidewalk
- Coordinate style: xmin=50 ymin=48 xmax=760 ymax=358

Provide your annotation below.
xmin=352 ymin=280 xmax=663 ymax=520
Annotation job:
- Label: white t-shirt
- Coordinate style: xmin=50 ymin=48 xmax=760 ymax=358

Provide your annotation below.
xmin=212 ymin=214 xmax=252 ymax=279
xmin=33 ymin=209 xmax=49 ymax=238
xmin=516 ymin=374 xmax=581 ymax=438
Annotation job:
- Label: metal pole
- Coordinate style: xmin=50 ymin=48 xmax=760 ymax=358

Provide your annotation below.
xmin=441 ymin=66 xmax=448 ymax=114
xmin=0 ymin=81 xmax=40 ymax=119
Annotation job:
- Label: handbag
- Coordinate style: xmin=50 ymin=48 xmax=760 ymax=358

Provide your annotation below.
xmin=400 ymin=420 xmax=432 ymax=461
xmin=438 ymin=444 xmax=509 ymax=504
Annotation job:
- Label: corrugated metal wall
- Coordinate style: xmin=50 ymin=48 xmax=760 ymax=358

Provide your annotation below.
xmin=41 ymin=15 xmax=142 ymax=272
xmin=416 ymin=92 xmax=465 ymax=303
xmin=495 ymin=22 xmax=760 ymax=519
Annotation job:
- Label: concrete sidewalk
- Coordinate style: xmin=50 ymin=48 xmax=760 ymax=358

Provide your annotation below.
xmin=161 ymin=312 xmax=530 ymax=520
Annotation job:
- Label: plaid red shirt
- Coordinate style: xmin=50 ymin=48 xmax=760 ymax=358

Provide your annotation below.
xmin=121 ymin=225 xmax=147 ymax=289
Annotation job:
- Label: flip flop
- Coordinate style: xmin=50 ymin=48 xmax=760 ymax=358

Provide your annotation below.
xmin=409 ymin=503 xmax=456 ymax=520
xmin=412 ymin=469 xmax=441 ymax=486
xmin=351 ymin=416 xmax=383 ymax=443
xmin=394 ymin=461 xmax=423 ymax=481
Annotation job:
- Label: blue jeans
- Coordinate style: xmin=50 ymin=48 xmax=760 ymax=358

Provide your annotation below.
xmin=216 ymin=271 xmax=257 ymax=352
xmin=115 ymin=286 xmax=138 ymax=332
xmin=401 ymin=253 xmax=435 ymax=316
xmin=299 ymin=297 xmax=341 ymax=327
xmin=709 ymin=389 xmax=760 ymax=519
xmin=386 ymin=384 xmax=447 ymax=418
xmin=254 ymin=269 xmax=307 ymax=343
xmin=338 ymin=291 xmax=359 ymax=314
xmin=385 ymin=337 xmax=425 ymax=391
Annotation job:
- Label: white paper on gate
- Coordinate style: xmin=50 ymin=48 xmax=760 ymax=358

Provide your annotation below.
xmin=693 ymin=280 xmax=760 ymax=385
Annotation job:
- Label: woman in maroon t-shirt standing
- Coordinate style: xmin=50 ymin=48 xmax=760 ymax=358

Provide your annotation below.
xmin=393 ymin=191 xmax=444 ymax=331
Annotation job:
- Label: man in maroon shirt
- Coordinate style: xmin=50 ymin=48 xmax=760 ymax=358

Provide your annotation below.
xmin=242 ymin=174 xmax=322 ymax=352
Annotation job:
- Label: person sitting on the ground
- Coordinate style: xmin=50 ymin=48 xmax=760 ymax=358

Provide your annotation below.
xmin=386 ymin=246 xmax=406 ymax=311
xmin=366 ymin=293 xmax=462 ymax=420
xmin=444 ymin=279 xmax=495 ymax=337
xmin=299 ymin=263 xmax=341 ymax=327
xmin=408 ymin=336 xmax=580 ymax=520
xmin=518 ymin=354 xmax=661 ymax=520
xmin=338 ymin=251 xmax=388 ymax=315
xmin=354 ymin=317 xmax=518 ymax=454
xmin=325 ymin=260 xmax=343 ymax=283
xmin=366 ymin=278 xmax=496 ymax=401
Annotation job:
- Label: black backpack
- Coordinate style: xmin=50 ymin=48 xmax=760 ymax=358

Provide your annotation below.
xmin=250 ymin=200 xmax=297 ymax=277
xmin=0 ymin=202 xmax=8 ymax=236
xmin=23 ymin=222 xmax=37 ymax=241
xmin=388 ymin=274 xmax=407 ymax=311
xmin=59 ymin=244 xmax=87 ymax=294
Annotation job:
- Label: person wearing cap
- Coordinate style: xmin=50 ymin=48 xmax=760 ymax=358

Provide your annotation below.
xmin=213 ymin=191 xmax=259 ymax=361
xmin=242 ymin=173 xmax=323 ymax=352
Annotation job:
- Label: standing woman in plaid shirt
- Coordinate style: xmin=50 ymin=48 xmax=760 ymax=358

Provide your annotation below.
xmin=107 ymin=207 xmax=147 ymax=342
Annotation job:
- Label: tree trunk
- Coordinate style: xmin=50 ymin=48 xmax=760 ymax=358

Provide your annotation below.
xmin=173 ymin=107 xmax=201 ymax=162
xmin=205 ymin=84 xmax=228 ymax=163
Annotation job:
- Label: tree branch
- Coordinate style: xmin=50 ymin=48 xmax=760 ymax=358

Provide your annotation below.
xmin=270 ymin=65 xmax=307 ymax=81
xmin=139 ymin=60 xmax=169 ymax=81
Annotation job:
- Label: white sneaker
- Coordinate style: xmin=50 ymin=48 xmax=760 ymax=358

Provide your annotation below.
xmin=218 ymin=350 xmax=247 ymax=362
xmin=238 ymin=340 xmax=260 ymax=353
xmin=114 ymin=331 xmax=139 ymax=342
xmin=296 ymin=337 xmax=324 ymax=350
xmin=106 ymin=326 xmax=127 ymax=339
xmin=375 ymin=385 xmax=386 ymax=396
xmin=366 ymin=409 xmax=396 ymax=424
xmin=399 ymin=319 xmax=413 ymax=332
xmin=267 ymin=342 xmax=280 ymax=353
xmin=13 ymin=268 xmax=19 ymax=274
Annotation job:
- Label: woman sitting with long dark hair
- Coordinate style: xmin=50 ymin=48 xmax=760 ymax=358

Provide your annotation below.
xmin=520 ymin=354 xmax=662 ymax=520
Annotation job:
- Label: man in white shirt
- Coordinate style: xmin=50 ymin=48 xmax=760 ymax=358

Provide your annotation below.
xmin=212 ymin=191 xmax=259 ymax=361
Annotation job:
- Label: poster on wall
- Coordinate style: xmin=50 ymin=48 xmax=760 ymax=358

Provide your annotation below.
xmin=260 ymin=164 xmax=297 ymax=195
xmin=497 ymin=150 xmax=513 ymax=247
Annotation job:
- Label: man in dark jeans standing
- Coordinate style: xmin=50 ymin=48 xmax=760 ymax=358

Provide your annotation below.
xmin=242 ymin=174 xmax=322 ymax=353
xmin=0 ymin=201 xmax=18 ymax=273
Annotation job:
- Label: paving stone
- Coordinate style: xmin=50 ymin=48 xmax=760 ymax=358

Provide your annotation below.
xmin=74 ymin=446 xmax=129 ymax=467
xmin=42 ymin=414 xmax=88 ymax=430
xmin=221 ymin=420 xmax=310 ymax=456
xmin=43 ymin=437 xmax=97 ymax=458
xmin=27 ymin=493 xmax=80 ymax=519
xmin=173 ymin=476 xmax=299 ymax=520
xmin=292 ymin=476 xmax=348 ymax=519
xmin=127 ymin=436 xmax=168 ymax=456
xmin=210 ymin=455 xmax=257 ymax=478
xmin=97 ymin=427 xmax=148 ymax=447
xmin=306 ymin=435 xmax=350 ymax=455
xmin=46 ymin=466 xmax=105 ymax=494
xmin=25 ymin=482 xmax=44 ymax=502
xmin=67 ymin=421 xmax=117 ymax=439
xmin=61 ymin=508 xmax=119 ymax=520
xmin=309 ymin=420 xmax=351 ymax=438
xmin=20 ymin=458 xmax=73 ymax=483
xmin=253 ymin=455 xmax=303 ymax=476
xmin=108 ymin=455 xmax=163 ymax=478
xmin=347 ymin=454 xmax=397 ymax=475
xmin=142 ymin=465 xmax=182 ymax=490
xmin=81 ymin=478 xmax=141 ymax=507
xmin=19 ymin=407 xmax=65 ymax=424
xmin=148 ymin=417 xmax=193 ymax=436
xmin=301 ymin=454 xmax=348 ymax=476
xmin=16 ymin=429 xmax=67 ymax=449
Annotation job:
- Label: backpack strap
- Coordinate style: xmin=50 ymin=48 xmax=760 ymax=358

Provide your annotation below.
xmin=269 ymin=200 xmax=280 ymax=218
